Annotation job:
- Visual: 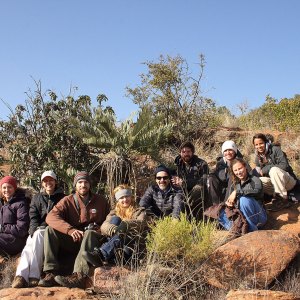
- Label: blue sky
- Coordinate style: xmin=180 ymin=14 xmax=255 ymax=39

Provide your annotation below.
xmin=1 ymin=1 xmax=299 ymax=121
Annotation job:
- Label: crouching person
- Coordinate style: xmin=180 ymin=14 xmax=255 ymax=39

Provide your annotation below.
xmin=218 ymin=158 xmax=267 ymax=233
xmin=12 ymin=171 xmax=65 ymax=288
xmin=83 ymin=184 xmax=150 ymax=267
xmin=38 ymin=171 xmax=110 ymax=289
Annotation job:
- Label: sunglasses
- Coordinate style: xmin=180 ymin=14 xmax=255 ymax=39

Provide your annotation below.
xmin=156 ymin=176 xmax=170 ymax=181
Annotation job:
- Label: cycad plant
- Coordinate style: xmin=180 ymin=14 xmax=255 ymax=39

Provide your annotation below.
xmin=77 ymin=106 xmax=173 ymax=201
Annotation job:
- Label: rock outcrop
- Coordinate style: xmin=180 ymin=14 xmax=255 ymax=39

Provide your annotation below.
xmin=202 ymin=230 xmax=300 ymax=289
xmin=226 ymin=289 xmax=300 ymax=300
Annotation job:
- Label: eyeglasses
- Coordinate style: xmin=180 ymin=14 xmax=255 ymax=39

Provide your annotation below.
xmin=156 ymin=176 xmax=170 ymax=181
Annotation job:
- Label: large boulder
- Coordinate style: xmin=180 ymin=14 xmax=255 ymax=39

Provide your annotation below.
xmin=202 ymin=230 xmax=299 ymax=289
xmin=226 ymin=289 xmax=300 ymax=300
xmin=0 ymin=287 xmax=100 ymax=300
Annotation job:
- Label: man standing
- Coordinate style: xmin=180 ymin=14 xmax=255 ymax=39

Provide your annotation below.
xmin=38 ymin=171 xmax=110 ymax=289
xmin=140 ymin=165 xmax=184 ymax=219
xmin=172 ymin=141 xmax=209 ymax=220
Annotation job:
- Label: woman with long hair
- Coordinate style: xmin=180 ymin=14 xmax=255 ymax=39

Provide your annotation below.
xmin=12 ymin=171 xmax=65 ymax=288
xmin=83 ymin=184 xmax=149 ymax=267
xmin=218 ymin=158 xmax=267 ymax=232
xmin=253 ymin=133 xmax=297 ymax=210
xmin=0 ymin=176 xmax=29 ymax=257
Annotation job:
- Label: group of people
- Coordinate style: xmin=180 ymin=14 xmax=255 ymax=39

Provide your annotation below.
xmin=0 ymin=133 xmax=297 ymax=289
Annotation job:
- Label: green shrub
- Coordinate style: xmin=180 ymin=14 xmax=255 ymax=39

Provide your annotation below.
xmin=146 ymin=213 xmax=218 ymax=264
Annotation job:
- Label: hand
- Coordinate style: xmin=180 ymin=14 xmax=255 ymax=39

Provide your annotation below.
xmin=225 ymin=190 xmax=236 ymax=207
xmin=71 ymin=229 xmax=84 ymax=242
xmin=115 ymin=221 xmax=129 ymax=234
xmin=171 ymin=176 xmax=183 ymax=186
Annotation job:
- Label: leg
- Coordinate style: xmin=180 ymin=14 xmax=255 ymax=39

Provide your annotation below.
xmin=73 ymin=230 xmax=105 ymax=275
xmin=218 ymin=209 xmax=233 ymax=230
xmin=43 ymin=226 xmax=79 ymax=273
xmin=259 ymin=177 xmax=274 ymax=196
xmin=28 ymin=229 xmax=45 ymax=280
xmin=15 ymin=236 xmax=33 ymax=282
xmin=208 ymin=174 xmax=226 ymax=205
xmin=269 ymin=167 xmax=296 ymax=198
xmin=239 ymin=196 xmax=267 ymax=232
xmin=188 ymin=184 xmax=206 ymax=221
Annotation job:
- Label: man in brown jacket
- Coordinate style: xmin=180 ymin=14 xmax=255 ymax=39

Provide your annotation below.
xmin=38 ymin=171 xmax=110 ymax=288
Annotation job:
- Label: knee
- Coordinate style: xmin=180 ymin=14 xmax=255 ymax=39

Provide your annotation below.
xmin=239 ymin=196 xmax=253 ymax=209
xmin=269 ymin=166 xmax=282 ymax=177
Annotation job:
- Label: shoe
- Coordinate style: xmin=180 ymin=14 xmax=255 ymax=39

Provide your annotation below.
xmin=54 ymin=273 xmax=86 ymax=289
xmin=38 ymin=272 xmax=57 ymax=287
xmin=29 ymin=277 xmax=39 ymax=287
xmin=82 ymin=249 xmax=104 ymax=267
xmin=266 ymin=198 xmax=292 ymax=212
xmin=12 ymin=276 xmax=28 ymax=288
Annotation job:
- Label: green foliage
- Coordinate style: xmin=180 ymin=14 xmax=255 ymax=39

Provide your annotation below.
xmin=146 ymin=213 xmax=218 ymax=264
xmin=0 ymin=80 xmax=98 ymax=190
xmin=238 ymin=94 xmax=300 ymax=131
xmin=126 ymin=54 xmax=221 ymax=141
xmin=77 ymin=106 xmax=173 ymax=200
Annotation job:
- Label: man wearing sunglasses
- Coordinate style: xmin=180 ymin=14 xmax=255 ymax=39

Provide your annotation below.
xmin=139 ymin=165 xmax=184 ymax=219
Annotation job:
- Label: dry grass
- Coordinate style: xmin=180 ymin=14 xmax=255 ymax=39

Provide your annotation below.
xmin=0 ymin=256 xmax=18 ymax=288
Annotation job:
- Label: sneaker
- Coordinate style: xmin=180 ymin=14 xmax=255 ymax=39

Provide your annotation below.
xmin=82 ymin=249 xmax=104 ymax=267
xmin=54 ymin=273 xmax=86 ymax=289
xmin=29 ymin=277 xmax=39 ymax=287
xmin=38 ymin=272 xmax=57 ymax=287
xmin=12 ymin=276 xmax=28 ymax=288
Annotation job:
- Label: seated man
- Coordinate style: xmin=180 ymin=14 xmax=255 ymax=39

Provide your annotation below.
xmin=172 ymin=141 xmax=209 ymax=220
xmin=38 ymin=171 xmax=110 ymax=289
xmin=208 ymin=140 xmax=246 ymax=205
xmin=139 ymin=165 xmax=184 ymax=219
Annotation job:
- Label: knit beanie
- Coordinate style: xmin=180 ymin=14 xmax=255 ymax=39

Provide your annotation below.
xmin=73 ymin=171 xmax=91 ymax=187
xmin=0 ymin=176 xmax=18 ymax=190
xmin=221 ymin=140 xmax=238 ymax=154
xmin=154 ymin=165 xmax=171 ymax=177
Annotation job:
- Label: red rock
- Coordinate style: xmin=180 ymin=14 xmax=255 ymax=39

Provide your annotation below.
xmin=202 ymin=230 xmax=300 ymax=289
xmin=226 ymin=289 xmax=300 ymax=300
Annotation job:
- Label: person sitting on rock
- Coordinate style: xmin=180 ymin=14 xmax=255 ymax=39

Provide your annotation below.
xmin=208 ymin=140 xmax=250 ymax=205
xmin=12 ymin=171 xmax=65 ymax=288
xmin=253 ymin=133 xmax=297 ymax=211
xmin=38 ymin=171 xmax=110 ymax=289
xmin=172 ymin=141 xmax=209 ymax=220
xmin=140 ymin=165 xmax=184 ymax=219
xmin=82 ymin=184 xmax=150 ymax=268
xmin=218 ymin=158 xmax=267 ymax=232
xmin=0 ymin=176 xmax=29 ymax=258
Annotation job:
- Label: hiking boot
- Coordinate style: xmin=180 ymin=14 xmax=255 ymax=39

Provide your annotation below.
xmin=82 ymin=248 xmax=105 ymax=267
xmin=38 ymin=272 xmax=57 ymax=287
xmin=266 ymin=197 xmax=292 ymax=212
xmin=12 ymin=276 xmax=28 ymax=288
xmin=54 ymin=272 xmax=86 ymax=289
xmin=29 ymin=277 xmax=39 ymax=287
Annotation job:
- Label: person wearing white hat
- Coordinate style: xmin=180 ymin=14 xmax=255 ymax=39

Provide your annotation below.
xmin=208 ymin=141 xmax=250 ymax=205
xmin=12 ymin=171 xmax=65 ymax=288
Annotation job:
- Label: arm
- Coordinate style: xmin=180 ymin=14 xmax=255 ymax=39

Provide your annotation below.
xmin=139 ymin=186 xmax=154 ymax=209
xmin=261 ymin=147 xmax=289 ymax=175
xmin=28 ymin=196 xmax=41 ymax=236
xmin=100 ymin=210 xmax=118 ymax=236
xmin=172 ymin=191 xmax=184 ymax=219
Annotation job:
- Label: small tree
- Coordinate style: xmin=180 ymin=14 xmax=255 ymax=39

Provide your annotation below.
xmin=0 ymin=80 xmax=98 ymax=190
xmin=126 ymin=54 xmax=218 ymax=141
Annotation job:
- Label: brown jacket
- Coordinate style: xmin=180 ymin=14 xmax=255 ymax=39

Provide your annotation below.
xmin=46 ymin=192 xmax=110 ymax=235
xmin=100 ymin=207 xmax=150 ymax=237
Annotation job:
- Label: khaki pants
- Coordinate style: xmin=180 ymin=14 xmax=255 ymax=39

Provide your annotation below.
xmin=260 ymin=167 xmax=296 ymax=199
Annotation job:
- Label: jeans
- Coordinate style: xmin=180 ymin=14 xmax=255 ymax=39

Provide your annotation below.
xmin=218 ymin=196 xmax=267 ymax=232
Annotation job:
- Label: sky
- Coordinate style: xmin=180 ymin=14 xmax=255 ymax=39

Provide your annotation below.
xmin=0 ymin=0 xmax=299 ymax=121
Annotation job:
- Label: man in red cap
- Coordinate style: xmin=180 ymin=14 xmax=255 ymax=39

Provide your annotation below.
xmin=38 ymin=171 xmax=110 ymax=288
